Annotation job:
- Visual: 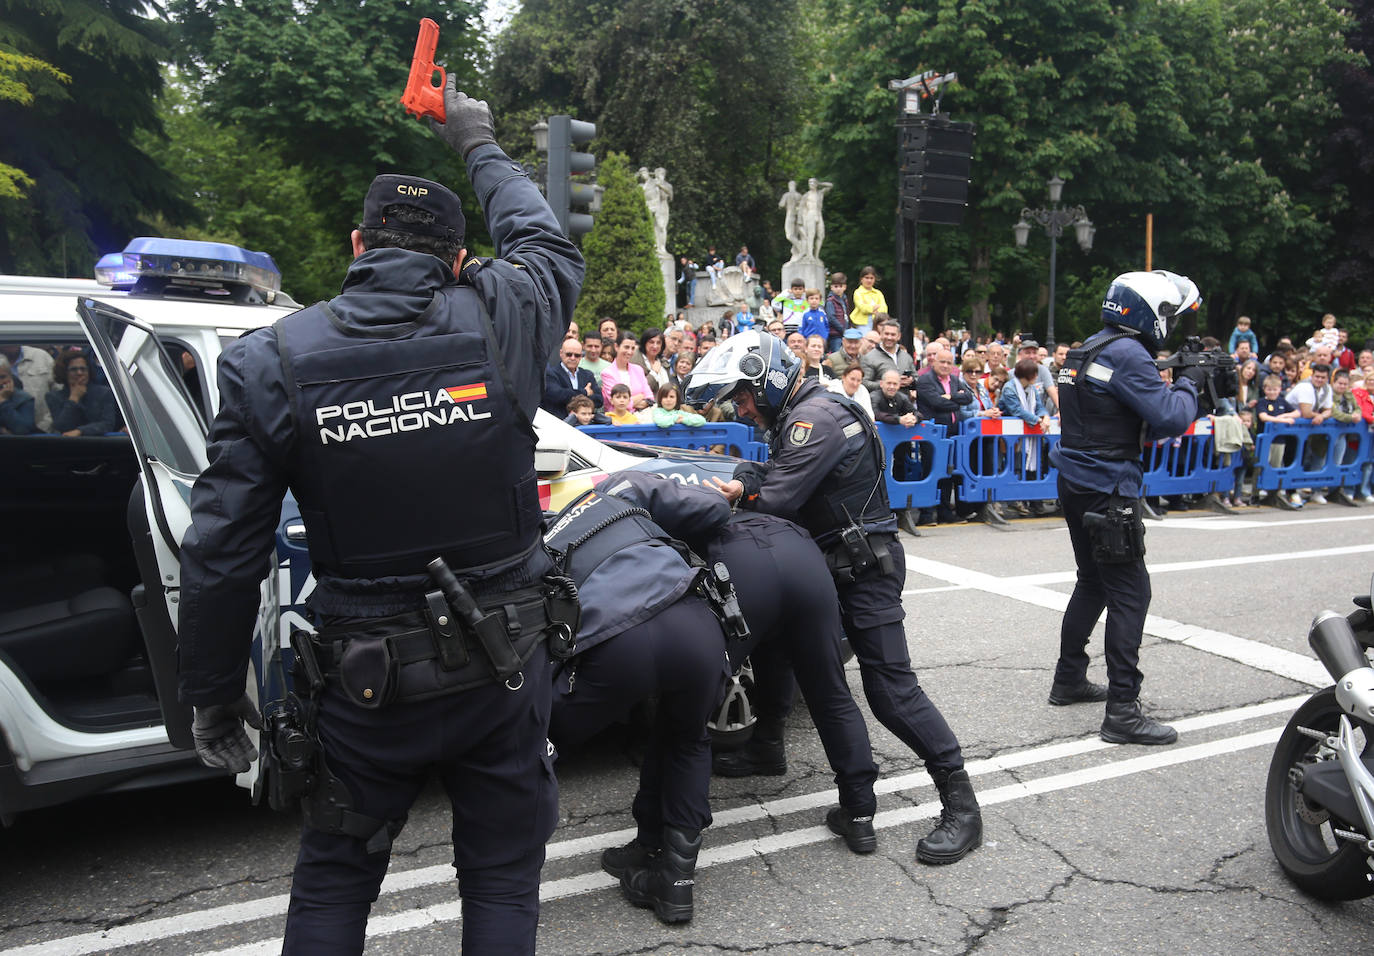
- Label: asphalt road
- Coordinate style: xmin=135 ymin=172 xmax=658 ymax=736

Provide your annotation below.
xmin=3 ymin=504 xmax=1374 ymax=955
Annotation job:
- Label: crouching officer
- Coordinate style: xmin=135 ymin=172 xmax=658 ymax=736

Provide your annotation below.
xmin=686 ymin=330 xmax=983 ymax=865
xmin=1050 ymin=270 xmax=1206 ymax=746
xmin=694 ymin=511 xmax=882 ymax=854
xmin=176 ymin=78 xmax=584 ymax=956
xmin=544 ymin=470 xmax=735 ymax=925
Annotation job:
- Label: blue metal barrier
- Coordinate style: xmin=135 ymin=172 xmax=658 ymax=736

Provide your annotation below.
xmin=579 ymin=422 xmax=769 ymax=461
xmin=876 ymin=421 xmax=949 ymax=510
xmin=1253 ymin=421 xmax=1369 ymax=492
xmin=1139 ymin=419 xmax=1235 ymax=497
xmin=950 ymin=419 xmax=1060 ymax=502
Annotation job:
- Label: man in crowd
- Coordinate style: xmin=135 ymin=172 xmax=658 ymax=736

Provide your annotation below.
xmin=915 ymin=348 xmax=973 ymax=523
xmin=543 ymin=337 xmax=603 ymax=418
xmin=580 ymin=331 xmax=610 ymax=384
xmin=1016 ymin=338 xmax=1058 ymax=414
xmin=825 ymin=328 xmax=864 ymax=378
xmin=862 ymin=318 xmax=917 ymax=392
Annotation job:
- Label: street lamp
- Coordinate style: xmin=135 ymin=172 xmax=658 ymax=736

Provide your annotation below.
xmin=1013 ymin=176 xmax=1093 ymax=347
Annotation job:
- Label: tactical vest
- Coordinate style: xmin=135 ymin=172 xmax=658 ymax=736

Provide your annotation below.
xmin=790 ymin=389 xmax=892 ymax=538
xmin=275 ymin=287 xmax=542 ymax=580
xmin=1056 ymin=330 xmax=1146 ymax=461
xmin=543 ymin=488 xmax=679 ymax=589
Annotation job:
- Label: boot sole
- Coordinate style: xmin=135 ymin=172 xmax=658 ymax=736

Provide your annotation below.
xmin=1100 ymin=728 xmax=1178 ymax=745
xmin=622 ymin=882 xmax=693 ymax=923
xmin=711 ymin=760 xmax=786 ymax=778
xmin=1047 ymin=694 xmax=1107 ymax=706
xmin=826 ymin=820 xmax=877 ymax=854
xmin=916 ymin=834 xmax=982 ymax=865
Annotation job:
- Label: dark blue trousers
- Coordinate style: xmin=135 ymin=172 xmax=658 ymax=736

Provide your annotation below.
xmin=709 ymin=515 xmax=879 ymax=814
xmin=550 ymin=596 xmax=727 ymax=839
xmin=749 ymin=535 xmax=964 ymax=777
xmin=1056 ymin=478 xmax=1151 ymax=702
xmin=282 ymin=647 xmax=556 ymax=956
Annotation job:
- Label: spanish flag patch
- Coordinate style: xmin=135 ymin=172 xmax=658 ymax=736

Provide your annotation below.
xmin=446 ymin=383 xmax=488 ymax=403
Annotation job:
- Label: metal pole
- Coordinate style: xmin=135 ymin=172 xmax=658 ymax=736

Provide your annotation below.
xmin=1047 ymin=229 xmax=1058 ymax=348
xmin=1145 ymin=213 xmax=1153 ymax=271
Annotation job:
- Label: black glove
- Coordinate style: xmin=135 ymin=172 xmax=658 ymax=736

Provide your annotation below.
xmin=1174 ymin=364 xmax=1210 ymax=393
xmin=953 ymin=390 xmax=973 ymax=405
xmin=429 ymin=75 xmax=497 ymax=157
xmin=191 ymin=694 xmax=263 ymax=774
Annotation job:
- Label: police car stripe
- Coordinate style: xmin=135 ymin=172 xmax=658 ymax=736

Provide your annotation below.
xmin=1085 ymin=362 xmax=1113 ymax=383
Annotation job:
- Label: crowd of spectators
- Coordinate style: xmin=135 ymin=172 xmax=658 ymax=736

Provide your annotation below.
xmin=0 ymin=344 xmax=123 ymax=437
xmin=543 ymin=279 xmax=1374 ymax=517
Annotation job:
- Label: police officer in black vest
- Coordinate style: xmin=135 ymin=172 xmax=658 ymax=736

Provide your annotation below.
xmin=176 ymin=78 xmax=583 ymax=955
xmin=1049 ymin=270 xmax=1208 ymax=746
xmin=544 ymin=470 xmax=735 ymax=925
xmin=685 ymin=330 xmax=983 ymax=865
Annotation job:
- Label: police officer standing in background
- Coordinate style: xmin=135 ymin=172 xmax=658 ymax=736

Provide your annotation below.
xmin=1050 ymin=271 xmax=1208 ymax=746
xmin=687 ymin=330 xmax=983 ymax=866
xmin=176 ymin=78 xmax=583 ymax=955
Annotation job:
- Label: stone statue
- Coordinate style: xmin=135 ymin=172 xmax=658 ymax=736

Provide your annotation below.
xmin=778 ymin=180 xmax=804 ymax=260
xmin=799 ymin=177 xmax=833 ymax=260
xmin=640 ymin=166 xmax=672 ymax=254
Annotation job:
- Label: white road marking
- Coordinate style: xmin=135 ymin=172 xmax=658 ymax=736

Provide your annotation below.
xmin=1158 ymin=513 xmax=1374 ymax=530
xmin=200 ymin=724 xmax=1286 ymax=955
xmin=903 ymin=553 xmax=1331 ymax=686
xmin=2 ymin=695 xmax=1306 ymax=956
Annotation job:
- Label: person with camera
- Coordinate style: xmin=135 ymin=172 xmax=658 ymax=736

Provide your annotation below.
xmin=687 ymin=330 xmax=983 ymax=866
xmin=1050 ymin=271 xmax=1213 ymax=746
xmin=176 ymin=78 xmax=583 ymax=955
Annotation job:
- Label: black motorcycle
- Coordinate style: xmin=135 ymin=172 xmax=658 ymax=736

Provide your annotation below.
xmin=1265 ymin=575 xmax=1374 ymax=900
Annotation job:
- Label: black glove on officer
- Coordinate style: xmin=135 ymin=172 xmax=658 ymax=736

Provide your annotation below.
xmin=429 ymin=75 xmax=497 ymax=157
xmin=1173 ymin=364 xmax=1210 ymax=394
xmin=192 ymin=693 xmax=263 ymax=773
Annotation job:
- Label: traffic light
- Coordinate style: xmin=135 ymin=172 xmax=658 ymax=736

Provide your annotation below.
xmin=546 ymin=115 xmax=597 ymax=237
xmin=898 ymin=115 xmax=974 ymax=225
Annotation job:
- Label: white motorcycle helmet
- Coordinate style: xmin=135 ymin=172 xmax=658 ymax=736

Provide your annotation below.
xmin=1100 ymin=270 xmax=1202 ymax=351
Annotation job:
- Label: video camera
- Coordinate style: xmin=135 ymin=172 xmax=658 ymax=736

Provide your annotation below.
xmin=1154 ymin=337 xmax=1237 ymax=413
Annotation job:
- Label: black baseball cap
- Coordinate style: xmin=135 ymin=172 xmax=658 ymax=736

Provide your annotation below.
xmin=361 ymin=175 xmax=465 ymax=244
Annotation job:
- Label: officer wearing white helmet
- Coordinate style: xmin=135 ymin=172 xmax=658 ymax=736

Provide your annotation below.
xmin=1049 ymin=270 xmax=1208 ymax=745
xmin=686 ymin=329 xmax=982 ymax=866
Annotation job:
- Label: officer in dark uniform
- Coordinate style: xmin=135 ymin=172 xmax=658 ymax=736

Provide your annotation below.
xmin=1049 ymin=270 xmax=1209 ymax=746
xmin=544 ymin=470 xmax=735 ymax=925
xmin=685 ymin=330 xmax=982 ymax=865
xmin=176 ymin=79 xmax=583 ymax=955
xmin=696 ymin=510 xmax=882 ymax=853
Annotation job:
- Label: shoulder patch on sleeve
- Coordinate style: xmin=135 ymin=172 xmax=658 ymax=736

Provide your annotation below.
xmin=787 ymin=421 xmax=814 ymax=446
xmin=842 ymin=421 xmax=864 ymax=439
xmin=1085 ymin=362 xmax=1114 ymax=383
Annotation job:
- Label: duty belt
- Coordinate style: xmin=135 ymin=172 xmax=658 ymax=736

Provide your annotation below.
xmin=310 ymin=586 xmax=560 ymax=707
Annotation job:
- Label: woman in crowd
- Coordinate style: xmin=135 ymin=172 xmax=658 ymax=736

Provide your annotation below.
xmin=601 ymin=331 xmax=655 ymax=411
xmin=1235 ymin=358 xmax=1261 ymax=412
xmin=636 ymin=328 xmax=670 ymax=392
xmin=47 ymin=349 xmax=119 ymax=437
xmin=957 ymin=352 xmax=1000 ymax=422
xmin=826 ymin=363 xmax=874 ymax=420
xmin=668 ymin=351 xmax=696 ymax=393
xmin=801 ymin=334 xmax=831 ymax=381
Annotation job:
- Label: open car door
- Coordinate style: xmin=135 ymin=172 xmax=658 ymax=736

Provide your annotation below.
xmin=76 ymin=298 xmax=277 ymax=796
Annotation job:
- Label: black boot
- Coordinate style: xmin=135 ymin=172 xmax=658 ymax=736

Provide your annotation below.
xmin=916 ymin=769 xmax=982 ymax=865
xmin=712 ymin=720 xmax=786 ymax=777
xmin=1047 ymin=678 xmax=1109 ymax=706
xmin=621 ymin=825 xmax=701 ymax=924
xmin=826 ymin=806 xmax=877 ymax=854
xmin=1100 ymin=699 xmax=1177 ymax=745
xmin=601 ymin=837 xmax=657 ymax=878
xmin=898 ymin=509 xmax=923 ymax=536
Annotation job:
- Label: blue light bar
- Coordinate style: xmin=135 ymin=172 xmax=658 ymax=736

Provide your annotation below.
xmin=95 ymin=237 xmax=282 ymax=294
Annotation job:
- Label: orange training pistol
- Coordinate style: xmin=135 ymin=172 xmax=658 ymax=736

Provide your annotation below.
xmin=401 ymin=18 xmax=446 ymax=123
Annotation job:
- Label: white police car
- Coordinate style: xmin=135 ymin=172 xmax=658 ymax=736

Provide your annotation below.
xmin=0 ymin=238 xmax=741 ymax=822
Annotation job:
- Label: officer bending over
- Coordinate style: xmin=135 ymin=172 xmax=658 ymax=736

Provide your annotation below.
xmin=544 ymin=471 xmax=735 ymax=924
xmin=687 ymin=330 xmax=983 ymax=865
xmin=1050 ymin=270 xmax=1207 ymax=746
xmin=694 ymin=510 xmax=882 ymax=854
xmin=177 ymin=79 xmax=583 ymax=955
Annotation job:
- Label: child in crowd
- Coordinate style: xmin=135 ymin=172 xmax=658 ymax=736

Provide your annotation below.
xmin=1228 ymin=407 xmax=1256 ymax=507
xmin=776 ymin=278 xmax=808 ymax=334
xmin=649 ymin=383 xmax=706 ymax=428
xmin=824 ymin=273 xmax=849 ymax=352
xmin=565 ymin=394 xmax=610 ymax=427
xmin=798 ymin=289 xmax=828 ymax=340
xmin=1228 ymin=315 xmax=1259 ymax=357
xmin=850 ymin=266 xmax=886 ymax=330
xmin=1306 ymin=313 xmax=1341 ymax=352
xmin=607 ymin=383 xmax=641 ymax=425
xmin=1255 ymin=374 xmax=1301 ymax=505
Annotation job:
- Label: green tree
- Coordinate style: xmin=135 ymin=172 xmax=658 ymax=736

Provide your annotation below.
xmin=170 ymin=0 xmax=486 ymax=251
xmin=0 ymin=0 xmax=192 ymax=274
xmin=143 ymin=80 xmax=343 ymax=303
xmin=573 ymin=151 xmax=663 ymax=330
xmin=487 ymin=0 xmax=813 ymax=281
xmin=0 ymin=48 xmax=68 ymax=198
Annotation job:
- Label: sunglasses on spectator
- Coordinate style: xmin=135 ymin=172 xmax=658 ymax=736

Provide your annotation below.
xmin=563 ymin=350 xmax=583 ymax=356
